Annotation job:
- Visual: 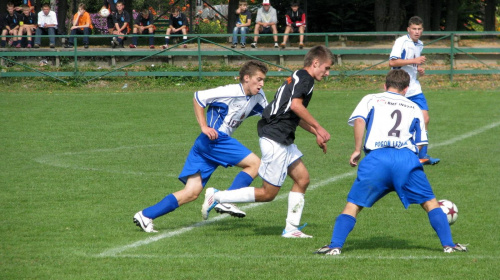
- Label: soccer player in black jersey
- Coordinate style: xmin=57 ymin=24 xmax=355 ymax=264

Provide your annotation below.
xmin=203 ymin=46 xmax=334 ymax=238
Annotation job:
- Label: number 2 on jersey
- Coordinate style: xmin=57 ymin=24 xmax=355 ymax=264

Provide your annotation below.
xmin=388 ymin=110 xmax=401 ymax=137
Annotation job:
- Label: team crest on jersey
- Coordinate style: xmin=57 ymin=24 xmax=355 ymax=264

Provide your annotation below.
xmin=376 ymin=99 xmax=387 ymax=105
xmin=286 ymin=77 xmax=293 ymax=84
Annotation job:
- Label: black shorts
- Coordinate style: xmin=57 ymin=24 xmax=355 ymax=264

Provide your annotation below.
xmin=260 ymin=26 xmax=273 ymax=34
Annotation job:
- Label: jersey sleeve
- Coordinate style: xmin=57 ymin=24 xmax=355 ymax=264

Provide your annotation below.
xmin=348 ymin=95 xmax=371 ymax=126
xmin=290 ymin=72 xmax=312 ymax=100
xmin=390 ymin=37 xmax=404 ymax=60
xmin=194 ymin=84 xmax=241 ymax=108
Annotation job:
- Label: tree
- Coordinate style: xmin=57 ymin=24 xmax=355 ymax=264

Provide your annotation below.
xmin=386 ymin=0 xmax=403 ymax=31
xmin=445 ymin=0 xmax=458 ymax=30
xmin=415 ymin=0 xmax=431 ymax=30
xmin=430 ymin=0 xmax=444 ymax=31
xmin=226 ymin=0 xmax=238 ymax=34
xmin=374 ymin=0 xmax=388 ymax=32
xmin=484 ymin=0 xmax=497 ymax=31
xmin=57 ymin=0 xmax=69 ymax=39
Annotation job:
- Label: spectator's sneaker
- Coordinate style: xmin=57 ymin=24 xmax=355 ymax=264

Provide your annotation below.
xmin=150 ymin=45 xmax=155 ymax=49
xmin=251 ymin=43 xmax=257 ymax=48
xmin=110 ymin=40 xmax=115 ymax=48
xmin=33 ymin=44 xmax=40 ymax=48
xmin=280 ymin=43 xmax=286 ymax=49
xmin=420 ymin=155 xmax=440 ymax=165
xmin=8 ymin=39 xmax=13 ymax=46
xmin=274 ymin=43 xmax=279 ymax=48
xmin=162 ymin=44 xmax=168 ymax=50
xmin=214 ymin=203 xmax=246 ymax=218
xmin=49 ymin=44 xmax=55 ymax=48
xmin=241 ymin=43 xmax=246 ymax=48
xmin=183 ymin=44 xmax=187 ymax=48
xmin=201 ymin=187 xmax=219 ymax=220
xmin=15 ymin=43 xmax=21 ymax=48
xmin=231 ymin=43 xmax=237 ymax=48
xmin=129 ymin=44 xmax=136 ymax=48
xmin=314 ymin=245 xmax=342 ymax=255
xmin=133 ymin=211 xmax=158 ymax=233
xmin=444 ymin=243 xmax=468 ymax=253
xmin=27 ymin=44 xmax=32 ymax=48
xmin=84 ymin=44 xmax=89 ymax=49
xmin=282 ymin=223 xmax=312 ymax=238
xmin=299 ymin=43 xmax=304 ymax=49
xmin=112 ymin=37 xmax=119 ymax=46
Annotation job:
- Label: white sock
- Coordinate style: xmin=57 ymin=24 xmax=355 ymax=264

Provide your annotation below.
xmin=285 ymin=192 xmax=305 ymax=231
xmin=215 ymin=187 xmax=255 ymax=203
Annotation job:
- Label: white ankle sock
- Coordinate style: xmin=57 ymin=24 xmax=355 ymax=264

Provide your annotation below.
xmin=215 ymin=187 xmax=255 ymax=203
xmin=285 ymin=192 xmax=305 ymax=231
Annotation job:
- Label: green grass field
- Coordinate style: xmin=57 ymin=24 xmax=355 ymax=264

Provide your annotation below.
xmin=1 ymin=80 xmax=499 ymax=279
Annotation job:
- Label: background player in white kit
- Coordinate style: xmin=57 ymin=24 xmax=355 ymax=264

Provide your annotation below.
xmin=133 ymin=60 xmax=268 ymax=232
xmin=202 ymin=46 xmax=333 ymax=238
xmin=389 ymin=16 xmax=439 ymax=165
xmin=315 ymin=69 xmax=467 ymax=255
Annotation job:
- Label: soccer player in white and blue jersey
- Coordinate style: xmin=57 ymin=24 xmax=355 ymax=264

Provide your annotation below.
xmin=315 ymin=70 xmax=467 ymax=255
xmin=389 ymin=16 xmax=439 ymax=165
xmin=133 ymin=60 xmax=269 ymax=232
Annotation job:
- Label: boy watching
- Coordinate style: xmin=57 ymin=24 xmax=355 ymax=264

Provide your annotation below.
xmin=251 ymin=0 xmax=278 ymax=48
xmin=130 ymin=8 xmax=155 ymax=49
xmin=110 ymin=1 xmax=130 ymax=48
xmin=163 ymin=7 xmax=188 ymax=49
xmin=1 ymin=2 xmax=20 ymax=48
xmin=17 ymin=4 xmax=37 ymax=48
xmin=281 ymin=2 xmax=306 ymax=49
xmin=64 ymin=3 xmax=93 ymax=49
xmin=231 ymin=1 xmax=251 ymax=48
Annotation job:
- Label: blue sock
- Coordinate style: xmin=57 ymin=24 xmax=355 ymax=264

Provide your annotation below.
xmin=149 ymin=36 xmax=154 ymax=45
xmin=118 ymin=38 xmax=123 ymax=45
xmin=428 ymin=208 xmax=454 ymax=247
xmin=228 ymin=171 xmax=253 ymax=190
xmin=132 ymin=34 xmax=138 ymax=45
xmin=1 ymin=40 xmax=5 ymax=47
xmin=330 ymin=214 xmax=356 ymax=248
xmin=142 ymin=193 xmax=179 ymax=219
xmin=165 ymin=38 xmax=169 ymax=45
xmin=419 ymin=144 xmax=428 ymax=159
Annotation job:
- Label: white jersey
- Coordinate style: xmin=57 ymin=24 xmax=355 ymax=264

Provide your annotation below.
xmin=348 ymin=91 xmax=427 ymax=153
xmin=195 ymin=84 xmax=268 ymax=137
xmin=390 ymin=35 xmax=424 ymax=98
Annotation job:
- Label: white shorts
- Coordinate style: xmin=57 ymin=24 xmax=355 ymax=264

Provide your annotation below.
xmin=258 ymin=137 xmax=303 ymax=187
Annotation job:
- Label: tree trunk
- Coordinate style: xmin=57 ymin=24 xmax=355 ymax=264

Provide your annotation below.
xmin=374 ymin=0 xmax=387 ymax=32
xmin=415 ymin=0 xmax=431 ymax=30
xmin=57 ymin=0 xmax=68 ymax=43
xmin=483 ymin=0 xmax=497 ymax=31
xmin=386 ymin=0 xmax=402 ymax=31
xmin=0 ymin=0 xmax=7 ymax=13
xmin=227 ymin=0 xmax=238 ymax=35
xmin=445 ymin=0 xmax=458 ymax=31
xmin=430 ymin=0 xmax=443 ymax=31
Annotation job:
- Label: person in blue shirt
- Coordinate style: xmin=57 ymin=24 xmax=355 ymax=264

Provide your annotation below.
xmin=133 ymin=60 xmax=269 ymax=233
xmin=315 ymin=69 xmax=467 ymax=255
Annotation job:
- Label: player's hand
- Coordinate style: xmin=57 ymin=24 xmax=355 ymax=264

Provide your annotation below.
xmin=417 ymin=67 xmax=425 ymax=76
xmin=316 ymin=135 xmax=328 ymax=154
xmin=415 ymin=56 xmax=426 ymax=65
xmin=316 ymin=126 xmax=331 ymax=143
xmin=202 ymin=126 xmax=219 ymax=140
xmin=349 ymin=150 xmax=361 ymax=167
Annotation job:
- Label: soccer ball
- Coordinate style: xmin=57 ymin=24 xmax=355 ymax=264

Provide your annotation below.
xmin=439 ymin=199 xmax=458 ymax=225
xmin=100 ymin=8 xmax=110 ymax=18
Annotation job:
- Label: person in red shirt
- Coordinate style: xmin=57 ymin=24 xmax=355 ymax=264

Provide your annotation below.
xmin=280 ymin=2 xmax=306 ymax=49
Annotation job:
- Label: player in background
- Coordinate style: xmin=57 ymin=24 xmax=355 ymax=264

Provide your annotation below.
xmin=389 ymin=16 xmax=439 ymax=165
xmin=280 ymin=2 xmax=306 ymax=49
xmin=202 ymin=46 xmax=333 ymax=238
xmin=163 ymin=7 xmax=188 ymax=49
xmin=110 ymin=1 xmax=129 ymax=48
xmin=1 ymin=2 xmax=20 ymax=48
xmin=315 ymin=69 xmax=467 ymax=255
xmin=133 ymin=60 xmax=269 ymax=233
xmin=17 ymin=4 xmax=37 ymax=48
xmin=101 ymin=0 xmax=119 ymax=38
xmin=130 ymin=8 xmax=155 ymax=49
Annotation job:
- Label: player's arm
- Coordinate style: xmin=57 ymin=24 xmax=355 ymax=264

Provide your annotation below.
xmin=299 ymin=119 xmax=327 ymax=154
xmin=350 ymin=118 xmax=365 ymax=167
xmin=193 ymin=97 xmax=218 ymax=140
xmin=291 ymin=98 xmax=330 ymax=151
xmin=389 ymin=56 xmax=426 ymax=67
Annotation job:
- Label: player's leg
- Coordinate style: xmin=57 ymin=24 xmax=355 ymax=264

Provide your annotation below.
xmin=232 ymin=26 xmax=239 ymax=47
xmin=298 ymin=25 xmax=305 ymax=48
xmin=271 ymin=24 xmax=279 ymax=47
xmin=1 ymin=29 xmax=7 ymax=47
xmin=147 ymin=27 xmax=155 ymax=47
xmin=252 ymin=24 xmax=261 ymax=47
xmin=130 ymin=27 xmax=138 ymax=47
xmin=180 ymin=27 xmax=188 ymax=46
xmin=164 ymin=28 xmax=172 ymax=48
xmin=408 ymin=94 xmax=439 ymax=165
xmin=281 ymin=159 xmax=313 ymax=238
xmin=281 ymin=26 xmax=291 ymax=48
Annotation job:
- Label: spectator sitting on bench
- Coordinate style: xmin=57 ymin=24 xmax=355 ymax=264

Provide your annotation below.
xmin=17 ymin=4 xmax=37 ymax=48
xmin=280 ymin=2 xmax=306 ymax=49
xmin=130 ymin=8 xmax=155 ymax=49
xmin=64 ymin=3 xmax=93 ymax=49
xmin=1 ymin=2 xmax=20 ymax=48
xmin=251 ymin=0 xmax=278 ymax=49
xmin=163 ymin=7 xmax=188 ymax=49
xmin=110 ymin=1 xmax=130 ymax=48
xmin=34 ymin=3 xmax=57 ymax=48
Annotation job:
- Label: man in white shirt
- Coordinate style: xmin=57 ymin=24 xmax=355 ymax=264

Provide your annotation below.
xmin=251 ymin=0 xmax=278 ymax=48
xmin=34 ymin=4 xmax=57 ymax=48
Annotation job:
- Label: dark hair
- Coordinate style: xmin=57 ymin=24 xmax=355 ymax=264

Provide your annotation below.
xmin=385 ymin=69 xmax=410 ymax=91
xmin=408 ymin=16 xmax=423 ymax=27
xmin=78 ymin=3 xmax=86 ymax=10
xmin=291 ymin=2 xmax=299 ymax=6
xmin=303 ymin=45 xmax=334 ymax=67
xmin=239 ymin=60 xmax=268 ymax=82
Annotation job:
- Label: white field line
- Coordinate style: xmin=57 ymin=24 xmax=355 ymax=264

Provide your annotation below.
xmin=94 ymin=120 xmax=499 ymax=257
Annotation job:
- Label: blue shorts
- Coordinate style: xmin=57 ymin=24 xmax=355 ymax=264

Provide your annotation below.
xmin=178 ymin=133 xmax=251 ymax=187
xmin=347 ymin=148 xmax=435 ymax=209
xmin=407 ymin=93 xmax=429 ymax=111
